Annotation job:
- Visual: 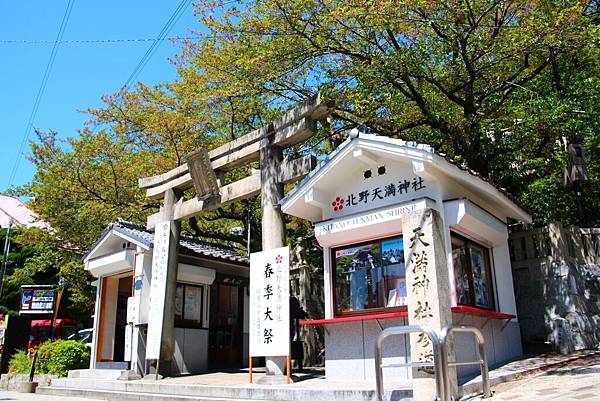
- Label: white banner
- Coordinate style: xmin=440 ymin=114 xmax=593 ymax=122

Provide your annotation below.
xmin=249 ymin=246 xmax=290 ymax=357
xmin=145 ymin=221 xmax=171 ymax=360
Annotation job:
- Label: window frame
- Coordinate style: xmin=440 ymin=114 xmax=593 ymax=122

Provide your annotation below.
xmin=174 ymin=283 xmax=205 ymax=329
xmin=451 ymin=231 xmax=496 ymax=311
xmin=331 ymin=235 xmax=407 ymax=317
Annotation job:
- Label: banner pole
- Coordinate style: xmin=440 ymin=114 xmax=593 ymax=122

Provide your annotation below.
xmin=286 ymin=355 xmax=291 ymax=384
xmin=249 ymin=356 xmax=253 ymax=383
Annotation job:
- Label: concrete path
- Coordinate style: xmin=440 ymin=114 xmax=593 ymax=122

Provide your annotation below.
xmin=466 ymin=353 xmax=600 ymax=401
xmin=0 ymin=389 xmax=102 ymax=401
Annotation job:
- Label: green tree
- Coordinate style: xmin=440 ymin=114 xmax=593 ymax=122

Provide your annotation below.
xmin=175 ymin=0 xmax=600 ymax=225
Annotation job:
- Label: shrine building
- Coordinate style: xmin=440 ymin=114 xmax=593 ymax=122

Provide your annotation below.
xmin=281 ymin=131 xmax=531 ymax=382
xmin=84 ymin=220 xmax=250 ymax=375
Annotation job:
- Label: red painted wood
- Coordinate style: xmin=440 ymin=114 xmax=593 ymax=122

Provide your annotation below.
xmin=451 ymin=305 xmax=515 ymax=319
xmin=299 ymin=311 xmax=408 ymax=326
xmin=300 ymin=305 xmax=515 ymax=326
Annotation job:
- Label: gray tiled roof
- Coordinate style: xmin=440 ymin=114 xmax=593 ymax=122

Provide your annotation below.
xmin=111 ymin=219 xmax=249 ymax=265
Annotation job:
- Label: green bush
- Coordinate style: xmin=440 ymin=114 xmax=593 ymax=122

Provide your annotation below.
xmin=7 ymin=350 xmax=32 ymax=376
xmin=46 ymin=340 xmax=90 ymax=376
xmin=10 ymin=339 xmax=91 ymax=377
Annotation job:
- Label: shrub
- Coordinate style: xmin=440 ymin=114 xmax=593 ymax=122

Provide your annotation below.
xmin=46 ymin=340 xmax=90 ymax=376
xmin=34 ymin=339 xmax=90 ymax=377
xmin=7 ymin=350 xmax=32 ymax=377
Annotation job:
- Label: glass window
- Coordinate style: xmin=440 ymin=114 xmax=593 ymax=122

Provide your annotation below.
xmin=175 ymin=283 xmax=204 ymax=328
xmin=333 ymin=236 xmax=405 ymax=315
xmin=451 ymin=233 xmax=495 ymax=310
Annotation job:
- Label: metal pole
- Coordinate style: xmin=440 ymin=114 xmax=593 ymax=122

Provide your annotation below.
xmin=440 ymin=325 xmax=491 ymax=400
xmin=0 ymin=220 xmax=13 ymax=298
xmin=375 ymin=325 xmax=444 ymax=401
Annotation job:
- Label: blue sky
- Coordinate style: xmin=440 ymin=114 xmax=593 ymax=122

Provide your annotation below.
xmin=0 ymin=1 xmax=201 ymax=193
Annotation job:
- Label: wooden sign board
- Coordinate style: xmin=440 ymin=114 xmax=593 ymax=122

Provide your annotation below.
xmin=146 ymin=221 xmax=171 ymax=360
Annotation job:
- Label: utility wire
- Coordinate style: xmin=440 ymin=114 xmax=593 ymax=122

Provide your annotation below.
xmin=7 ymin=0 xmax=75 ymax=189
xmin=0 ymin=36 xmax=199 ymax=45
xmin=87 ymin=0 xmax=192 ymax=135
xmin=121 ymin=0 xmax=192 ymax=91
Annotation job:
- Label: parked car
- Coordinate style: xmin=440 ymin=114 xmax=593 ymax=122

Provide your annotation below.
xmin=68 ymin=328 xmax=93 ymax=348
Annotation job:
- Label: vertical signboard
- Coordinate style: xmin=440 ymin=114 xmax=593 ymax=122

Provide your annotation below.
xmin=249 ymin=246 xmax=290 ymax=357
xmin=145 ymin=221 xmax=171 ymax=360
xmin=0 ymin=314 xmax=8 ymax=356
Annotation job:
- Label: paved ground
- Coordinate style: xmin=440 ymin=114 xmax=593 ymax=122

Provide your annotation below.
xmin=0 ymin=390 xmax=102 ymax=401
xmin=469 ymin=353 xmax=600 ymax=401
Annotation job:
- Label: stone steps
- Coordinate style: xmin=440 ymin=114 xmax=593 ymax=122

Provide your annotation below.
xmin=40 ymin=377 xmax=412 ymax=401
xmin=37 ymin=386 xmax=257 ymax=401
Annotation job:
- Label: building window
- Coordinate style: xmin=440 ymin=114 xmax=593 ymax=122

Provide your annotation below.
xmin=333 ymin=236 xmax=406 ymax=316
xmin=175 ymin=283 xmax=204 ymax=328
xmin=451 ymin=233 xmax=495 ymax=310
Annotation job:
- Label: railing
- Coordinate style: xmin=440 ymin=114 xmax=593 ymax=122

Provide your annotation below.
xmin=374 ymin=325 xmax=444 ymax=401
xmin=440 ymin=325 xmax=491 ymax=400
xmin=374 ymin=324 xmax=491 ymax=401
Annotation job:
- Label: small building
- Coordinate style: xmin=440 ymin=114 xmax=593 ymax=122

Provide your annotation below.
xmin=281 ymin=132 xmax=532 ymax=383
xmin=84 ymin=220 xmax=250 ymax=375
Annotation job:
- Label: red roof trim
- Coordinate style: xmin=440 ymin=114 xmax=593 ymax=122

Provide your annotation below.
xmin=299 ymin=306 xmax=515 ymax=326
xmin=451 ymin=305 xmax=515 ymax=319
xmin=299 ymin=311 xmax=408 ymax=326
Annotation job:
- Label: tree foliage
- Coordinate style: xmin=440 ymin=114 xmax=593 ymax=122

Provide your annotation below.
xmin=22 ymin=0 xmax=600 ymax=265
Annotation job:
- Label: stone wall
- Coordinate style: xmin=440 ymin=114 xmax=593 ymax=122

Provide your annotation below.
xmin=510 ymin=223 xmax=600 ymax=353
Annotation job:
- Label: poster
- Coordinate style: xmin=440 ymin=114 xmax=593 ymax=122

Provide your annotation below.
xmin=146 ymin=220 xmax=171 ymax=360
xmin=20 ymin=287 xmax=55 ymax=314
xmin=249 ymin=246 xmax=290 ymax=357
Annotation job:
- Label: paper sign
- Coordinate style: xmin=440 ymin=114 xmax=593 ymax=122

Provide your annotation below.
xmin=249 ymin=246 xmax=290 ymax=357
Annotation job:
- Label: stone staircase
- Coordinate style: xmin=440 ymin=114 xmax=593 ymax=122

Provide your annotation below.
xmin=36 ymin=369 xmax=413 ymax=401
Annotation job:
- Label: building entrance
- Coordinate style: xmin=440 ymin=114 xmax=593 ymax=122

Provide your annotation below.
xmin=208 ymin=283 xmax=243 ymax=369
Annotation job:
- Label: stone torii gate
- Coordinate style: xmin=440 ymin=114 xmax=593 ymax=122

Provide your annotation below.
xmin=138 ymin=94 xmax=333 ymax=378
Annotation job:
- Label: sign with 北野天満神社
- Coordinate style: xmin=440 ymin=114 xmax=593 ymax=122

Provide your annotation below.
xmin=145 ymin=220 xmax=171 ymax=360
xmin=249 ymin=246 xmax=290 ymax=357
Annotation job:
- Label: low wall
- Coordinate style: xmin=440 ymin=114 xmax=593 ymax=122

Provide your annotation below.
xmin=0 ymin=373 xmax=58 ymax=390
xmin=324 ymin=316 xmax=409 ymax=381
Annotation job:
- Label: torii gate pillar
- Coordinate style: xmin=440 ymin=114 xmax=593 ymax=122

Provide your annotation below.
xmin=259 ymin=135 xmax=288 ymax=381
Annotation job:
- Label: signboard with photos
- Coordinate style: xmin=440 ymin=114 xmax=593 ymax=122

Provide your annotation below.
xmin=20 ymin=286 xmax=56 ymax=314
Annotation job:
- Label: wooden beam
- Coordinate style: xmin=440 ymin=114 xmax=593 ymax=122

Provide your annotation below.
xmin=139 ymin=163 xmax=188 ymax=190
xmin=272 ymin=117 xmax=315 ymax=148
xmin=146 ymin=173 xmax=193 ymax=200
xmin=147 ymin=171 xmax=261 ymax=228
xmin=139 ymin=93 xmax=333 ymax=191
xmin=146 ymin=155 xmax=316 ymax=228
xmin=277 ymin=155 xmax=316 ymax=185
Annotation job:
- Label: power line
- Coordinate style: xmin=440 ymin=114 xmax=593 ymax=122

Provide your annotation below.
xmin=87 ymin=0 xmax=192 ymax=136
xmin=0 ymin=36 xmax=200 ymax=45
xmin=7 ymin=0 xmax=75 ymax=189
xmin=121 ymin=0 xmax=192 ymax=91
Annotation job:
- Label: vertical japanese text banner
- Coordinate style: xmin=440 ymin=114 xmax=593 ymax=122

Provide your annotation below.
xmin=249 ymin=246 xmax=290 ymax=357
xmin=146 ymin=220 xmax=171 ymax=360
